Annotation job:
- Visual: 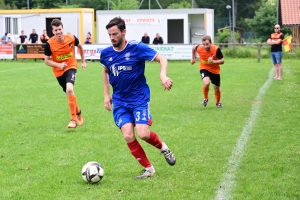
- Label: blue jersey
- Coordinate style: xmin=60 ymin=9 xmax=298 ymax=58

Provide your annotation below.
xmin=100 ymin=40 xmax=158 ymax=103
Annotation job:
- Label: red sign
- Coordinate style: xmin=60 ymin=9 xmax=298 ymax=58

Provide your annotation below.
xmin=0 ymin=44 xmax=13 ymax=59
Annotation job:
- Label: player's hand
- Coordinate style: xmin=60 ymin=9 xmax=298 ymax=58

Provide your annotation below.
xmin=190 ymin=58 xmax=195 ymax=65
xmin=161 ymin=76 xmax=173 ymax=91
xmin=104 ymin=96 xmax=112 ymax=111
xmin=60 ymin=62 xmax=67 ymax=70
xmin=81 ymin=61 xmax=87 ymax=70
xmin=208 ymin=55 xmax=214 ymax=63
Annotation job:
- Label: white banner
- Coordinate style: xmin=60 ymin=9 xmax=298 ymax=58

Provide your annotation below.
xmin=77 ymin=44 xmax=194 ymax=60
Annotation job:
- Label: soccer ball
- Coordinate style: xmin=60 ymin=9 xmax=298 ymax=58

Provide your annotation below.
xmin=81 ymin=161 xmax=104 ymax=183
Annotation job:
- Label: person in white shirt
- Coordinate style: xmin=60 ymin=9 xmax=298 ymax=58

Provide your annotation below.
xmin=6 ymin=33 xmax=15 ymax=44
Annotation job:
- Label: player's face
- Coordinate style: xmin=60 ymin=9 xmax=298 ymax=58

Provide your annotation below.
xmin=52 ymin=25 xmax=64 ymax=40
xmin=107 ymin=25 xmax=125 ymax=48
xmin=202 ymin=39 xmax=211 ymax=52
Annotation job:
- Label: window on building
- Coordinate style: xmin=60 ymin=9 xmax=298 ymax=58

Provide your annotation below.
xmin=4 ymin=17 xmax=19 ymax=35
xmin=13 ymin=18 xmax=18 ymax=35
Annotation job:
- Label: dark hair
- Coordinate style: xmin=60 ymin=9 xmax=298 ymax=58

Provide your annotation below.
xmin=202 ymin=35 xmax=212 ymax=43
xmin=51 ymin=19 xmax=63 ymax=28
xmin=106 ymin=17 xmax=126 ymax=32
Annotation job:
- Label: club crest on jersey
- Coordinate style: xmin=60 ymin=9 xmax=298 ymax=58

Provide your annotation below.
xmin=109 ymin=57 xmax=113 ymax=61
xmin=125 ymin=52 xmax=130 ymax=60
xmin=111 ymin=64 xmax=119 ymax=76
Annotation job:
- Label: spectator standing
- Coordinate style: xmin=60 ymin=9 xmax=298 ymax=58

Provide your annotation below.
xmin=6 ymin=33 xmax=14 ymax=44
xmin=152 ymin=33 xmax=163 ymax=45
xmin=141 ymin=32 xmax=150 ymax=44
xmin=267 ymin=24 xmax=284 ymax=80
xmin=40 ymin=30 xmax=50 ymax=44
xmin=84 ymin=32 xmax=93 ymax=62
xmin=29 ymin=29 xmax=39 ymax=61
xmin=84 ymin=32 xmax=93 ymax=44
xmin=19 ymin=30 xmax=28 ymax=44
xmin=19 ymin=30 xmax=28 ymax=61
xmin=29 ymin=29 xmax=39 ymax=44
xmin=1 ymin=33 xmax=8 ymax=44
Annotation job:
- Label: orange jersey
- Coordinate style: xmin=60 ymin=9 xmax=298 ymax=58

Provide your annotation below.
xmin=196 ymin=45 xmax=220 ymax=74
xmin=47 ymin=34 xmax=78 ymax=77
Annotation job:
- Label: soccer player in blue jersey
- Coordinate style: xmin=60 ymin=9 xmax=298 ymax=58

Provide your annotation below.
xmin=100 ymin=17 xmax=176 ymax=179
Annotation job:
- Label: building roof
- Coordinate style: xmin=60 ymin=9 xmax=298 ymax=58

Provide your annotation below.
xmin=281 ymin=0 xmax=300 ymax=26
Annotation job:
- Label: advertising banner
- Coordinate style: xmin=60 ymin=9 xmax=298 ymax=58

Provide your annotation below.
xmin=0 ymin=44 xmax=14 ymax=59
xmin=78 ymin=44 xmax=194 ymax=60
xmin=16 ymin=44 xmax=45 ymax=59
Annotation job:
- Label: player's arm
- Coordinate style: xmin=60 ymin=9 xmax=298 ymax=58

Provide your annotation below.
xmin=44 ymin=42 xmax=66 ymax=70
xmin=102 ymin=67 xmax=112 ymax=111
xmin=74 ymin=35 xmax=87 ymax=70
xmin=209 ymin=48 xmax=224 ymax=64
xmin=190 ymin=45 xmax=198 ymax=65
xmin=154 ymin=54 xmax=172 ymax=91
xmin=272 ymin=34 xmax=284 ymax=45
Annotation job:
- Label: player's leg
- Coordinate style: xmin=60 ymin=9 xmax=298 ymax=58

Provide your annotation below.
xmin=64 ymin=69 xmax=82 ymax=128
xmin=114 ymin=105 xmax=153 ymax=179
xmin=200 ymin=69 xmax=211 ymax=107
xmin=134 ymin=103 xmax=176 ymax=167
xmin=276 ymin=52 xmax=283 ymax=80
xmin=271 ymin=52 xmax=279 ymax=79
xmin=211 ymin=73 xmax=223 ymax=108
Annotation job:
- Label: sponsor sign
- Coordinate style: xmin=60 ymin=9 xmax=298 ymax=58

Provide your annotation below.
xmin=16 ymin=44 xmax=45 ymax=59
xmin=0 ymin=44 xmax=14 ymax=59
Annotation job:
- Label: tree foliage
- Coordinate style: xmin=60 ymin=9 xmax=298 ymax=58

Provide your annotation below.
xmin=245 ymin=0 xmax=291 ymax=41
xmin=216 ymin=28 xmax=240 ymax=43
xmin=167 ymin=1 xmax=193 ymax=9
xmin=110 ymin=0 xmax=139 ymax=10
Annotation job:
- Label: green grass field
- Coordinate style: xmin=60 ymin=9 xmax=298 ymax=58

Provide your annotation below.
xmin=0 ymin=58 xmax=299 ymax=200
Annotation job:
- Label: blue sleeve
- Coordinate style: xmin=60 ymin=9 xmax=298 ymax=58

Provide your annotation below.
xmin=137 ymin=42 xmax=157 ymax=61
xmin=100 ymin=50 xmax=106 ymax=67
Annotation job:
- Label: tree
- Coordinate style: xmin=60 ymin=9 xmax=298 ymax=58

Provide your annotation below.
xmin=167 ymin=1 xmax=192 ymax=9
xmin=110 ymin=0 xmax=139 ymax=10
xmin=245 ymin=0 xmax=291 ymax=41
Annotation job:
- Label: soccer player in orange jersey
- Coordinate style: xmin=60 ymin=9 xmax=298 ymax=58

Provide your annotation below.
xmin=44 ymin=19 xmax=87 ymax=128
xmin=190 ymin=35 xmax=225 ymax=108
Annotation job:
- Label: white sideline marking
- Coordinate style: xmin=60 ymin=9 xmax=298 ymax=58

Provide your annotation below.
xmin=214 ymin=68 xmax=274 ymax=200
xmin=0 ymin=66 xmax=39 ymax=73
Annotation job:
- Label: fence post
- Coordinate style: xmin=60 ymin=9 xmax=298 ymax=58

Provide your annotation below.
xmin=257 ymin=43 xmax=261 ymax=62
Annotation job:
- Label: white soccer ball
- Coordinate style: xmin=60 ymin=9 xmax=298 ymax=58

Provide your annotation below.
xmin=81 ymin=161 xmax=104 ymax=183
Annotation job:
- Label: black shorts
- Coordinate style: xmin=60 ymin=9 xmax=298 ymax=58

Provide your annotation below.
xmin=56 ymin=69 xmax=77 ymax=92
xmin=199 ymin=69 xmax=221 ymax=86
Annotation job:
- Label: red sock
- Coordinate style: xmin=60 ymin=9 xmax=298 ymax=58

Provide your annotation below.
xmin=127 ymin=139 xmax=151 ymax=168
xmin=202 ymin=85 xmax=209 ymax=100
xmin=67 ymin=95 xmax=77 ymax=121
xmin=146 ymin=131 xmax=162 ymax=149
xmin=214 ymin=90 xmax=221 ymax=104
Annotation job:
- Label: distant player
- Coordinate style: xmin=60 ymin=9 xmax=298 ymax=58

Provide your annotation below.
xmin=44 ymin=19 xmax=86 ymax=128
xmin=100 ymin=17 xmax=176 ymax=179
xmin=190 ymin=35 xmax=225 ymax=108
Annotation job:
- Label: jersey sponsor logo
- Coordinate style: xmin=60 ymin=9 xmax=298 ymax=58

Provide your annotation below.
xmin=110 ymin=63 xmax=132 ymax=76
xmin=56 ymin=52 xmax=73 ymax=61
xmin=201 ymin=60 xmax=213 ymax=64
